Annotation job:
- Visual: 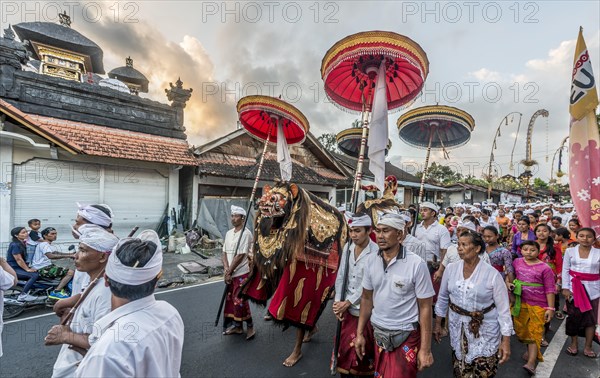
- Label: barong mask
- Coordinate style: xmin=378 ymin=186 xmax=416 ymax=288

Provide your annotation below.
xmin=258 ymin=184 xmax=298 ymax=219
xmin=242 ymin=181 xmax=347 ymax=300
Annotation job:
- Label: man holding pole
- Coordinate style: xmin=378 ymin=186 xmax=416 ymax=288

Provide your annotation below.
xmin=221 ymin=205 xmax=255 ymax=340
xmin=332 ymin=213 xmax=377 ymax=376
xmin=75 ymin=230 xmax=184 ymax=377
xmin=354 ymin=212 xmax=435 ymax=377
xmin=45 ymin=226 xmax=119 ymax=377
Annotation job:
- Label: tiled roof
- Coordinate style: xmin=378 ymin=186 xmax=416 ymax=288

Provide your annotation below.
xmin=0 ymin=99 xmax=196 ymax=165
xmin=197 ymin=152 xmax=352 ymax=186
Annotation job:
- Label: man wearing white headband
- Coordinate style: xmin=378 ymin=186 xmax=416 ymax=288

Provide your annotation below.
xmin=75 ymin=230 xmax=184 ymax=377
xmin=73 ymin=203 xmax=114 ymax=236
xmin=221 ymin=205 xmax=255 ymax=340
xmin=400 ymin=212 xmax=427 ymax=262
xmin=332 ymin=213 xmax=378 ymax=376
xmin=415 ymin=202 xmax=451 ymax=284
xmin=46 ymin=227 xmax=119 ymax=377
xmin=355 ymin=212 xmax=435 ymax=377
xmin=71 ymin=203 xmax=115 ymax=296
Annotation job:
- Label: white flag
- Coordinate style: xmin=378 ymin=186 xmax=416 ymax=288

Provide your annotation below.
xmin=277 ymin=120 xmax=293 ymax=181
xmin=368 ymin=61 xmax=388 ymax=192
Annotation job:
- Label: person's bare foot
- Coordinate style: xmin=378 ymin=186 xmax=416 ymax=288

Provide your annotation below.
xmin=283 ymin=351 xmax=302 ymax=367
xmin=302 ymin=326 xmax=318 ymax=343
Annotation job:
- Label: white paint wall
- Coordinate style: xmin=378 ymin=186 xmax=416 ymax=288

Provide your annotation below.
xmin=0 ymin=138 xmax=13 ymax=251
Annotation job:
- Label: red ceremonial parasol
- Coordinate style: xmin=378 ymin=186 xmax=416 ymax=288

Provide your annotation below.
xmin=397 ymin=105 xmax=475 ymax=202
xmin=321 ymin=31 xmax=429 ymax=113
xmin=321 ymin=31 xmax=429 ymax=212
xmin=215 ymin=95 xmax=309 ymax=328
xmin=237 ymin=95 xmax=309 ymax=146
xmin=323 ymin=31 xmax=429 ymax=375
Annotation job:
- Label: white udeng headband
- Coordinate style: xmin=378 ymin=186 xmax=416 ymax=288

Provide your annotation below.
xmin=106 ymin=230 xmax=163 ymax=285
xmin=77 ymin=202 xmax=113 ymax=227
xmin=376 ymin=211 xmax=406 ymax=230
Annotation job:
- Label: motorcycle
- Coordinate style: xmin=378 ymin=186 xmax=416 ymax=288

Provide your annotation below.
xmin=3 ymin=277 xmax=72 ymax=320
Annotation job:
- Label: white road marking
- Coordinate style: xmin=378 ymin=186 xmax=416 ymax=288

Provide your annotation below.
xmin=155 ymin=277 xmax=221 ymax=295
xmin=3 ymin=312 xmax=54 ymax=324
xmin=4 ymin=278 xmax=222 ymax=324
xmin=536 ymin=320 xmax=567 ymax=377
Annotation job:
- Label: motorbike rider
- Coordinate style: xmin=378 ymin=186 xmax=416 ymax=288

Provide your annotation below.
xmin=30 ymin=227 xmax=76 ymax=300
xmin=6 ymin=227 xmax=42 ymax=301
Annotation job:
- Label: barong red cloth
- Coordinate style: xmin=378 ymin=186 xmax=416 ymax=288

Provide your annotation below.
xmin=334 ymin=313 xmax=374 ymax=376
xmin=265 ymin=260 xmax=336 ymax=329
xmin=373 ymin=328 xmax=420 ymax=378
xmin=224 ymin=273 xmax=252 ymax=323
xmin=570 ymin=270 xmax=600 ymax=312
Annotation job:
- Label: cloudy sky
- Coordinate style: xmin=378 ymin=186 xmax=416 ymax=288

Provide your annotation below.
xmin=2 ymin=1 xmax=599 ymax=181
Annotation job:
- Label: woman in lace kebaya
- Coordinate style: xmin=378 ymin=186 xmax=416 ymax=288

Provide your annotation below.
xmin=433 ymin=230 xmax=513 ymax=378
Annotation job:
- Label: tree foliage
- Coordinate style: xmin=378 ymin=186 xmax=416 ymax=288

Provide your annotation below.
xmin=317 ymin=133 xmax=339 ymax=153
xmin=416 ymin=162 xmax=463 ymax=185
xmin=533 ymin=177 xmax=549 ymax=189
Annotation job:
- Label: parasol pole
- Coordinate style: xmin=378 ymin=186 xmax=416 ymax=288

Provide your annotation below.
xmin=349 ymin=98 xmax=371 ymax=213
xmin=214 ymin=121 xmax=275 ymax=327
xmin=418 ymin=128 xmax=435 ymax=203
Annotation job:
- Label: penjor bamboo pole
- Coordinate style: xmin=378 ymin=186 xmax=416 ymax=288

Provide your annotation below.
xmin=214 ymin=121 xmax=275 ymax=327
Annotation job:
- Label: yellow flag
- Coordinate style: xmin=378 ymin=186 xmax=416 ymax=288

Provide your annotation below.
xmin=570 ymin=27 xmax=599 ymax=121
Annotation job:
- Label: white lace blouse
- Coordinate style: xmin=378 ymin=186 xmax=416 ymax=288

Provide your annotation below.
xmin=435 ymin=259 xmax=514 ymax=363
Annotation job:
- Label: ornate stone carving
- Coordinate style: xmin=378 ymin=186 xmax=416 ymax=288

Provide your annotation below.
xmin=59 ymin=11 xmax=72 ymax=27
xmin=165 ymin=77 xmax=192 ymax=131
xmin=0 ymin=28 xmax=29 ymax=95
xmin=3 ymin=25 xmax=15 ymax=41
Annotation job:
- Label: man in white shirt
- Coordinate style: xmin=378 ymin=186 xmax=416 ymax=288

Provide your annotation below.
xmin=70 ymin=203 xmax=116 ymax=295
xmin=221 ymin=205 xmax=255 ymax=340
xmin=355 ymin=212 xmax=435 ymax=378
xmin=415 ymin=202 xmax=451 ymax=269
xmin=400 ymin=213 xmax=427 ymax=262
xmin=45 ymin=227 xmax=119 ymax=377
xmin=31 ymin=227 xmax=75 ymax=300
xmin=75 ymin=230 xmax=184 ymax=378
xmin=563 ymin=204 xmax=574 ymax=225
xmin=332 ymin=213 xmax=377 ymax=376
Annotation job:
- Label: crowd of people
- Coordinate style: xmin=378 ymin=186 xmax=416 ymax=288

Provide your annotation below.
xmin=0 ymin=204 xmax=184 ymax=376
xmin=0 ymin=198 xmax=598 ymax=377
xmin=327 ymin=200 xmax=598 ymax=378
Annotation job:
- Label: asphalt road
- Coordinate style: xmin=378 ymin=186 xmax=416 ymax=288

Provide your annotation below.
xmin=1 ymin=281 xmax=598 ymax=377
